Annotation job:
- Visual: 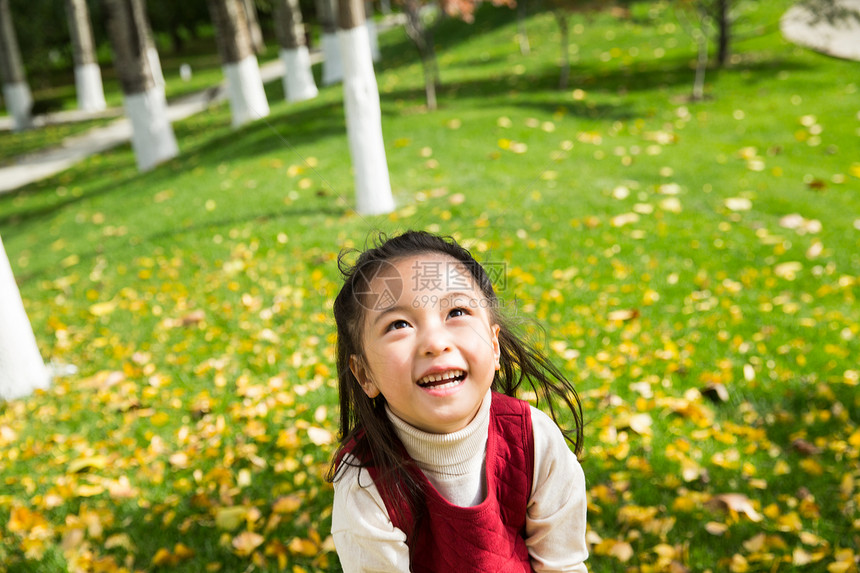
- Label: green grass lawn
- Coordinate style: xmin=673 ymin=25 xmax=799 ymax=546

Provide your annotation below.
xmin=1 ymin=1 xmax=859 ymax=571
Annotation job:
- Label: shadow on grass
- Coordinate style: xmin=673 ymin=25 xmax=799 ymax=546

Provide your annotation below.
xmin=375 ymin=3 xmax=523 ymax=69
xmin=378 ymin=49 xmax=817 ymax=119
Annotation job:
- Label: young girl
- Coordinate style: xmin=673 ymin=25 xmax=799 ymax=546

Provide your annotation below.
xmin=327 ymin=230 xmax=588 ymax=572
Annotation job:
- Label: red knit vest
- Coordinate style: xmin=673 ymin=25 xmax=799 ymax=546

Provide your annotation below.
xmin=368 ymin=392 xmax=536 ymax=573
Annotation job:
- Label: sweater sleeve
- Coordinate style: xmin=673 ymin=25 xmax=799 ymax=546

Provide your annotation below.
xmin=331 ymin=458 xmax=410 ymax=572
xmin=526 ymin=407 xmax=589 ymax=573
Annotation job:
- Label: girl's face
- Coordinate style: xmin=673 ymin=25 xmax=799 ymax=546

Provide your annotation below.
xmin=350 ymin=253 xmax=501 ymax=434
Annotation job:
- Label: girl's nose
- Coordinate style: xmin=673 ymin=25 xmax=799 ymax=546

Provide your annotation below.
xmin=419 ymin=321 xmax=452 ymax=356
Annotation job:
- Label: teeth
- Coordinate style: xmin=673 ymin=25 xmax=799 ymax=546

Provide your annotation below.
xmin=425 ymin=379 xmax=460 ymax=390
xmin=418 ymin=369 xmax=465 ymax=386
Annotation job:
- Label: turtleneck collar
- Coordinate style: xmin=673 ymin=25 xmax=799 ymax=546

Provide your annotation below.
xmin=386 ymin=389 xmax=492 ymax=475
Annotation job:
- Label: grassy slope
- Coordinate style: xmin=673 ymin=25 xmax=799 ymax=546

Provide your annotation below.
xmin=1 ymin=1 xmax=859 ymax=571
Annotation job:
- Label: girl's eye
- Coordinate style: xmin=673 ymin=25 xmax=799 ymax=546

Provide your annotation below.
xmin=448 ymin=307 xmax=470 ymax=319
xmin=386 ymin=319 xmax=410 ymax=331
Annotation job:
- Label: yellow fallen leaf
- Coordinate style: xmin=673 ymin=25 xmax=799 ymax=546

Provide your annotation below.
xmin=607 ymin=309 xmax=639 ymax=322
xmin=828 ymin=562 xmax=854 ymax=573
xmin=272 ymin=495 xmax=302 ymax=515
xmin=289 ymin=537 xmax=318 ymax=557
xmin=307 ymin=427 xmax=334 ymax=446
xmin=216 ymin=506 xmax=248 ymax=531
xmin=76 ymin=483 xmax=105 ymax=497
xmin=68 ymin=455 xmax=109 ymax=474
xmin=705 ymin=521 xmax=729 ymax=535
xmin=106 ymin=476 xmax=137 ymax=499
xmin=174 ymin=543 xmax=196 ymax=560
xmin=730 ymin=554 xmax=750 ymax=573
xmin=659 ymin=197 xmax=682 ymax=213
xmin=707 ymin=493 xmax=762 ymax=522
xmin=725 ymin=197 xmax=752 ymax=211
xmin=105 ymin=533 xmax=135 ymax=552
xmin=628 ymin=413 xmax=653 ymax=436
xmin=593 ymin=538 xmax=633 ymax=562
xmin=169 ymin=452 xmax=190 ymax=468
xmin=232 ymin=531 xmax=264 ymax=557
xmin=0 ymin=425 xmax=17 ymax=445
xmin=152 ymin=548 xmax=174 ymax=566
xmin=800 ymin=458 xmax=824 ymax=475
xmin=609 ymin=540 xmax=634 ymax=562
xmin=793 ymin=548 xmax=813 ymax=565
xmin=611 ymin=212 xmax=640 ymax=227
xmin=776 ymin=511 xmax=803 ymax=532
xmin=89 ymin=300 xmax=117 ymax=316
xmin=774 ymin=261 xmax=802 ymax=280
xmin=738 ymin=146 xmax=758 ymax=160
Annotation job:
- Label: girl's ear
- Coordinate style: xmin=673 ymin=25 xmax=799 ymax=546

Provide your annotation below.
xmin=491 ymin=324 xmax=501 ymax=370
xmin=350 ymin=355 xmax=380 ymax=398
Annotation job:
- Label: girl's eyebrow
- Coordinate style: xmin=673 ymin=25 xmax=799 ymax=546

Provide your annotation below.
xmin=370 ymin=305 xmax=412 ymax=327
xmin=443 ymin=291 xmax=479 ymax=300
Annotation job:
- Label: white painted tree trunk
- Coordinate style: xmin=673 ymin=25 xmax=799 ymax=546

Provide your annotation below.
xmin=279 ymin=47 xmax=319 ymax=102
xmin=0 ymin=0 xmax=32 ymax=130
xmin=66 ymin=0 xmax=106 ymax=111
xmin=0 ymin=235 xmax=50 ymax=401
xmin=123 ymin=86 xmax=179 ymax=171
xmin=74 ymin=62 xmax=107 ymax=111
xmin=147 ymin=46 xmax=165 ymax=87
xmin=339 ymin=24 xmax=395 ymax=215
xmin=321 ymin=32 xmax=343 ymax=85
xmin=223 ymin=54 xmax=270 ymax=127
xmin=1 ymin=81 xmax=32 ymax=131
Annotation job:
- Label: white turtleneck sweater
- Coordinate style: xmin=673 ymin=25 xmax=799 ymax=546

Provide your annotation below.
xmin=331 ymin=391 xmax=588 ymax=572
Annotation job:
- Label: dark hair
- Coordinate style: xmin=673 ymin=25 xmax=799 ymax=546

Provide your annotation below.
xmin=326 ymin=230 xmax=584 ymax=527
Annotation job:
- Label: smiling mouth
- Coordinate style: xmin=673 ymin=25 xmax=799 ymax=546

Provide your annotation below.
xmin=417 ymin=369 xmax=466 ymax=389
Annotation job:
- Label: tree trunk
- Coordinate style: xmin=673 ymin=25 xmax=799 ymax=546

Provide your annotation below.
xmin=715 ymin=0 xmax=730 ymax=67
xmin=555 ymin=10 xmax=570 ymax=90
xmin=103 ymin=0 xmax=178 ymax=171
xmin=66 ymin=0 xmax=107 ymax=112
xmin=0 ymin=234 xmax=50 ymax=401
xmin=136 ymin=0 xmax=164 ymax=87
xmin=242 ymin=0 xmax=266 ymax=54
xmin=337 ymin=0 xmax=395 ymax=215
xmin=692 ymin=23 xmax=708 ymax=100
xmin=0 ymin=0 xmax=32 ymax=130
xmin=318 ymin=0 xmax=342 ymax=84
xmin=517 ymin=0 xmax=530 ymax=56
xmin=402 ymin=0 xmax=438 ymax=110
xmin=208 ymin=0 xmax=270 ymax=127
xmin=273 ymin=0 xmax=318 ymax=102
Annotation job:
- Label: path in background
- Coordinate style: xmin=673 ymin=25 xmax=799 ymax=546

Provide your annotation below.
xmin=0 ymin=56 xmax=306 ymax=194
